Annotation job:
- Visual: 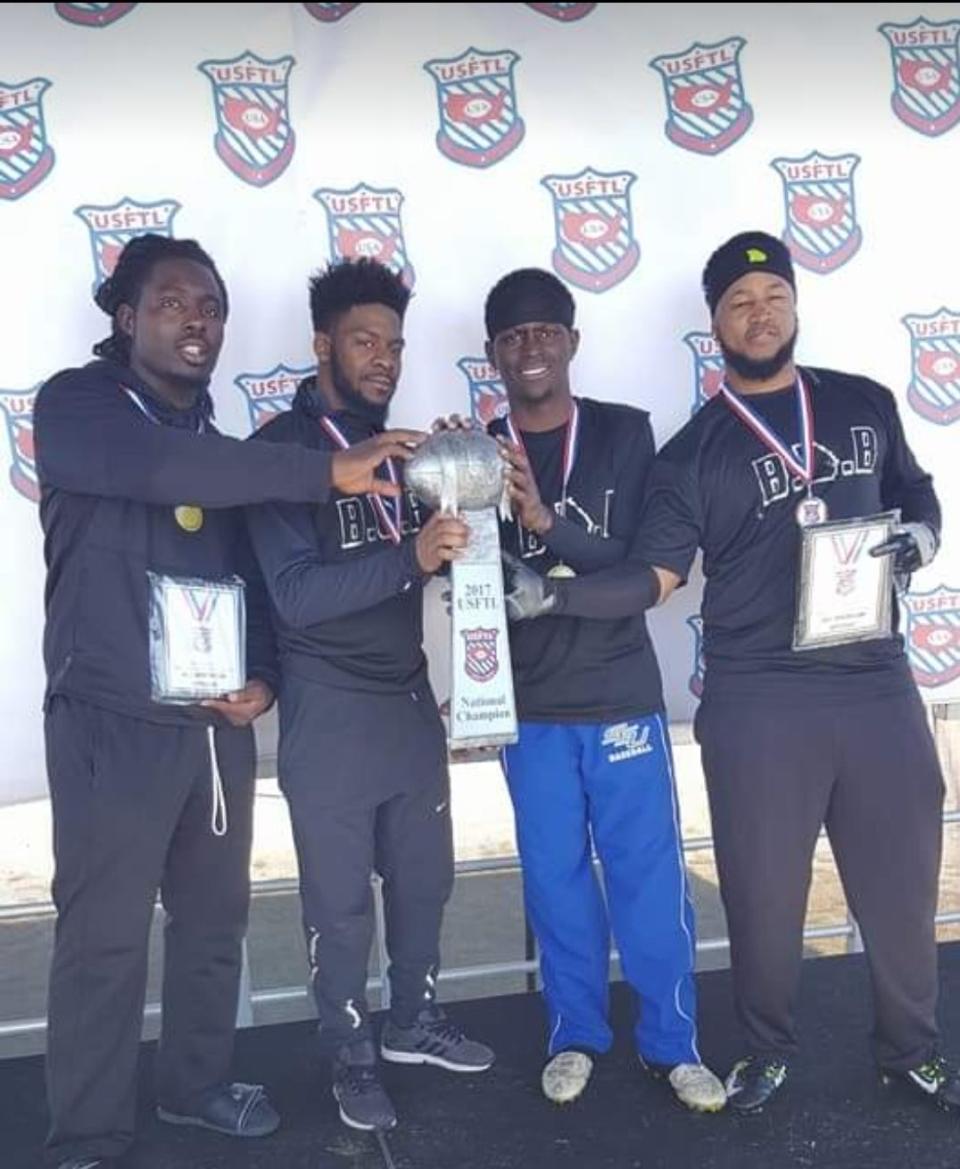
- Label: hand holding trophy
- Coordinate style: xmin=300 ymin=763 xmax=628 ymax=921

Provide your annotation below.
xmin=406 ymin=428 xmax=518 ymax=749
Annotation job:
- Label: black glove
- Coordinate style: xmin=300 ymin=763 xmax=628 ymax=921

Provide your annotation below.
xmin=502 ymin=551 xmax=558 ymax=621
xmin=869 ymin=522 xmax=938 ymax=590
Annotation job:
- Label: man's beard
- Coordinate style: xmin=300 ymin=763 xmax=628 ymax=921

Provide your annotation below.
xmin=719 ymin=325 xmax=798 ymax=383
xmin=331 ymin=349 xmax=390 ymax=428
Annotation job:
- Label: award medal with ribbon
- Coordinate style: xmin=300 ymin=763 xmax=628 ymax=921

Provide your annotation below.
xmin=795 ymin=495 xmax=828 ymax=528
xmin=506 ymin=399 xmax=581 ymax=578
xmin=121 ymin=386 xmax=209 ymax=536
xmin=319 ymin=416 xmax=403 ymax=544
xmin=719 ymin=373 xmax=827 ymax=527
xmin=183 ymin=583 xmax=219 ymax=652
xmin=120 ymin=386 xmax=246 ymax=701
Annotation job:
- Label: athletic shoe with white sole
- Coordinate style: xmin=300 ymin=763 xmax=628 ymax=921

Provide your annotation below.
xmin=725 ymin=1055 xmax=789 ymax=1113
xmin=881 ymin=1052 xmax=960 ymax=1113
xmin=647 ymin=1061 xmax=727 ymax=1112
xmin=380 ymin=1005 xmax=494 ymax=1073
xmin=542 ymin=1050 xmax=595 ymax=1104
xmin=331 ymin=1038 xmax=397 ymax=1131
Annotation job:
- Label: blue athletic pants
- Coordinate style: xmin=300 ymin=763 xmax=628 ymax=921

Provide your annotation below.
xmin=502 ymin=713 xmax=700 ymax=1065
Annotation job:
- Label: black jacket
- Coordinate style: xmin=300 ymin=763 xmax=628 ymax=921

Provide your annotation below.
xmin=34 ymin=359 xmax=335 ymax=724
xmin=246 ymin=379 xmax=428 ymax=694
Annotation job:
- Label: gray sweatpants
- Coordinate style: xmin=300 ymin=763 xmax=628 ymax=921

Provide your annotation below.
xmin=696 ymin=688 xmax=944 ymax=1071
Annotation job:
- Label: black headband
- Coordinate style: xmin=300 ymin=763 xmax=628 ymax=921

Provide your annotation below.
xmin=485 ymin=271 xmax=575 ymax=340
xmin=702 ymin=231 xmax=795 ymax=315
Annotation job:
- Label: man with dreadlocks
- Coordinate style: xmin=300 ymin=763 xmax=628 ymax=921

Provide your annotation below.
xmin=246 ymin=258 xmax=495 ymax=1134
xmin=34 ymin=234 xmax=424 ymax=1169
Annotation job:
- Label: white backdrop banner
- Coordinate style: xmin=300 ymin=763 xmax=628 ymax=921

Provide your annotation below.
xmin=1 ymin=2 xmax=958 ymax=804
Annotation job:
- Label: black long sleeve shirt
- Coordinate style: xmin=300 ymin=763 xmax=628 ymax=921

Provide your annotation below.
xmin=34 ymin=359 xmax=335 ymax=724
xmin=246 ymin=379 xmax=428 ymax=693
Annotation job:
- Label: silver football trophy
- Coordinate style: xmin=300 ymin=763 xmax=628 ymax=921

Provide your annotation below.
xmin=406 ymin=429 xmax=518 ymax=749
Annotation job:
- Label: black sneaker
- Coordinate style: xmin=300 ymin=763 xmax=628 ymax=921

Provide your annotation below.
xmin=157 ymin=1081 xmax=279 ymax=1137
xmin=881 ymin=1053 xmax=960 ymax=1112
xmin=724 ymin=1055 xmax=789 ymax=1113
xmin=381 ymin=1005 xmax=494 ymax=1073
xmin=331 ymin=1038 xmax=397 ymax=1131
xmin=57 ymin=1160 xmax=115 ymax=1169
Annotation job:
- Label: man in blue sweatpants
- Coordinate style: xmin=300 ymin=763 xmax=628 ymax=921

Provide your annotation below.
xmin=486 ymin=268 xmax=725 ymax=1110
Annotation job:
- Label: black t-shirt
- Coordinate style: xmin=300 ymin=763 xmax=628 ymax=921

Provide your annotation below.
xmin=491 ymin=397 xmax=664 ymax=722
xmin=638 ymin=367 xmax=941 ymax=704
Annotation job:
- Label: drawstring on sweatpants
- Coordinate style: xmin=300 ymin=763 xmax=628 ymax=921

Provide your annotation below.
xmin=208 ymin=725 xmax=227 ymax=837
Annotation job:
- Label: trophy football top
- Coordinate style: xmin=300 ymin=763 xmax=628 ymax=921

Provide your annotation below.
xmin=405 ymin=428 xmax=505 ymax=513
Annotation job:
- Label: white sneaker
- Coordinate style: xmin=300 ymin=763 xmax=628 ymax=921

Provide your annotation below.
xmin=542 ymin=1050 xmax=594 ymax=1104
xmin=666 ymin=1062 xmax=727 ymax=1112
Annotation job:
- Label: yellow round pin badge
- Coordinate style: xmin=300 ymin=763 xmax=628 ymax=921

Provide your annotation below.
xmin=174 ymin=505 xmax=204 ymax=533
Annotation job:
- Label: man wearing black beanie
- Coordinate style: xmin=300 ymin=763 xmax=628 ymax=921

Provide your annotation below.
xmin=488 ymin=267 xmax=726 ymax=1113
xmin=506 ymin=232 xmax=952 ymax=1117
xmin=701 ymin=230 xmax=796 ymax=318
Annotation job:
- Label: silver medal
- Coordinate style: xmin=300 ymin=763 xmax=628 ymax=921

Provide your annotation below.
xmin=796 ymin=495 xmax=828 ymax=527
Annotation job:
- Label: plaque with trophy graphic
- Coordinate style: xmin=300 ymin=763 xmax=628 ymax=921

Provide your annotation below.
xmin=147 ymin=571 xmax=246 ymax=703
xmin=793 ymin=510 xmax=899 ymax=651
xmin=406 ymin=429 xmax=518 ymax=749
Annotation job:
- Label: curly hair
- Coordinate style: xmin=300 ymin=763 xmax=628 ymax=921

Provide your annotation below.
xmin=308 ymin=257 xmax=411 ymax=333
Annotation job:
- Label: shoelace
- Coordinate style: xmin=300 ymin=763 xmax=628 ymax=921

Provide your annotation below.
xmin=341 ymin=1065 xmax=381 ymax=1096
xmin=738 ymin=1058 xmax=785 ymax=1083
xmin=423 ymin=1018 xmax=467 ymax=1045
xmin=916 ymin=1055 xmax=950 ymax=1085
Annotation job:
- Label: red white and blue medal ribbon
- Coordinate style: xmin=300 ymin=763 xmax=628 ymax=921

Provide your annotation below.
xmin=182 ymin=584 xmax=218 ymax=625
xmin=505 ymin=399 xmax=581 ymax=576
xmin=719 ymin=373 xmax=827 ymax=525
xmin=320 ymin=415 xmax=402 ymax=545
xmin=505 ymin=397 xmax=580 ymax=521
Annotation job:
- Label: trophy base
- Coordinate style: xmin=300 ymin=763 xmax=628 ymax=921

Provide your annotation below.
xmin=449 ymin=508 xmax=518 ymax=750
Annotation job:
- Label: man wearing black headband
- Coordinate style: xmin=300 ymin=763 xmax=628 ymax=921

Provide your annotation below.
xmin=33 ymin=235 xmax=424 ymax=1169
xmin=487 ymin=268 xmax=726 ymax=1113
xmin=506 ymin=233 xmax=952 ymax=1117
